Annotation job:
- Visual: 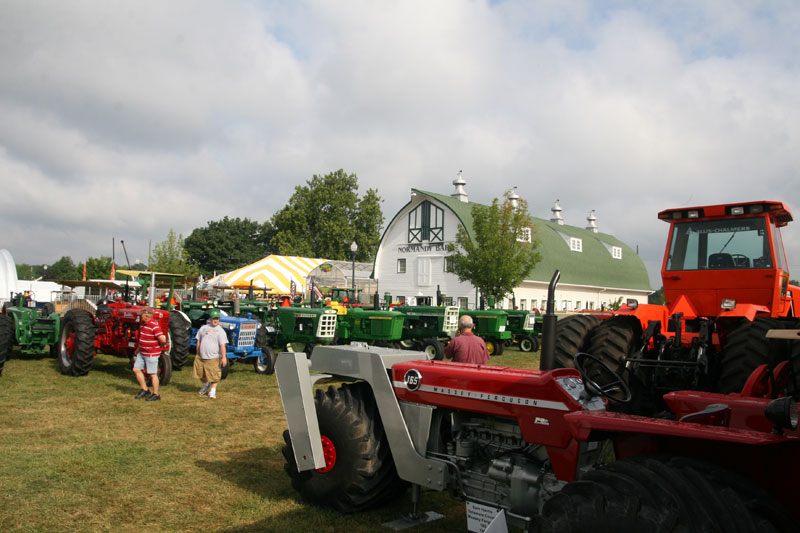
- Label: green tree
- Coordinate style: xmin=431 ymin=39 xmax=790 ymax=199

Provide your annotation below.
xmin=80 ymin=256 xmax=113 ymax=279
xmin=150 ymin=229 xmax=199 ymax=277
xmin=16 ymin=264 xmax=35 ymax=280
xmin=648 ymin=286 xmax=665 ymax=305
xmin=45 ymin=256 xmax=80 ymax=280
xmin=184 ymin=217 xmax=272 ymax=276
xmin=447 ymin=192 xmax=541 ymax=303
xmin=270 ymin=169 xmax=384 ymax=262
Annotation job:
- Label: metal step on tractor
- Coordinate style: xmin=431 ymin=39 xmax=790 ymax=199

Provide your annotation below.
xmin=554 ymin=201 xmax=800 ymax=415
xmin=55 ymin=270 xmax=191 ymax=385
xmin=0 ymin=292 xmax=60 ymax=375
xmin=276 ymin=272 xmax=800 ymax=532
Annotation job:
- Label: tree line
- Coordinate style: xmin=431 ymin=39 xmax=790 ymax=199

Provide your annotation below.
xmin=22 ymin=170 xmax=384 ymax=280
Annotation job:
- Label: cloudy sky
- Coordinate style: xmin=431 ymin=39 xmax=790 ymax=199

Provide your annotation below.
xmin=2 ymin=0 xmax=799 ymax=288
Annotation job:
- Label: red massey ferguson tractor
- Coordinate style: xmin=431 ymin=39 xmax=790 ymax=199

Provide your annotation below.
xmin=555 ymin=201 xmax=800 ymax=414
xmin=55 ymin=271 xmax=191 ymax=385
xmin=276 ymin=340 xmax=799 ymax=531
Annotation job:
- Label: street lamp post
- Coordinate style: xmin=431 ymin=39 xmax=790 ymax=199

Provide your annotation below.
xmin=350 ymin=241 xmax=358 ymax=299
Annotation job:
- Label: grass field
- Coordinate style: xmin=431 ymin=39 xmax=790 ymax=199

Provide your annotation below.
xmin=0 ymin=347 xmax=540 ymax=532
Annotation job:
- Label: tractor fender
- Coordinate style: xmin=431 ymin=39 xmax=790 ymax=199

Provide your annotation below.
xmin=276 ymin=345 xmax=450 ymax=491
xmin=563 ymin=410 xmax=798 ymax=446
xmin=611 ymin=303 xmax=669 ymax=331
xmin=175 ymin=310 xmax=191 ymax=324
xmin=718 ymin=303 xmax=772 ymax=322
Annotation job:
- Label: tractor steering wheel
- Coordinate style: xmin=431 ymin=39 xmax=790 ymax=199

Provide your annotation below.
xmin=573 ymin=352 xmax=632 ymax=404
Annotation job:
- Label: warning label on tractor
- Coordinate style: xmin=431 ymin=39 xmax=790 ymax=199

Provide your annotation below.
xmin=466 ymin=501 xmax=507 ymax=532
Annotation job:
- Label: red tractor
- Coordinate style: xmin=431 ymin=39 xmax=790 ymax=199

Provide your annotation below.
xmin=55 ymin=270 xmax=191 ymax=385
xmin=555 ymin=201 xmax=800 ymax=413
xmin=276 ymin=338 xmax=799 ymax=530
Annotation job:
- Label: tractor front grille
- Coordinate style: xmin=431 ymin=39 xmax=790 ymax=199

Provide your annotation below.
xmin=237 ymin=323 xmax=258 ymax=348
xmin=316 ymin=313 xmax=337 ymax=339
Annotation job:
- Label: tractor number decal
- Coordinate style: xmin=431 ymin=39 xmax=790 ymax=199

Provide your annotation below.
xmin=393 ymin=381 xmax=569 ymax=411
xmin=404 ymin=369 xmax=422 ymax=391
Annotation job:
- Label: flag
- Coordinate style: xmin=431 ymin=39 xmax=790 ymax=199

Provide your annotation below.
xmin=110 ymin=262 xmax=115 ymax=280
xmin=82 ymin=263 xmax=87 ymax=281
xmin=290 ymin=280 xmax=297 ymax=300
xmin=310 ymin=279 xmax=323 ymax=299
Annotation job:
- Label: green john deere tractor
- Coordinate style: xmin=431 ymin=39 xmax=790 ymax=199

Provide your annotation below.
xmin=0 ymin=292 xmax=60 ymax=375
xmin=392 ymin=304 xmax=460 ymax=360
xmin=459 ymin=308 xmax=512 ymax=355
xmin=333 ymin=306 xmax=405 ymax=348
xmin=505 ymin=309 xmax=542 ymax=352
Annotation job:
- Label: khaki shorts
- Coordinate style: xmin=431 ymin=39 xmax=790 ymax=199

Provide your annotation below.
xmin=192 ymin=356 xmax=222 ymax=383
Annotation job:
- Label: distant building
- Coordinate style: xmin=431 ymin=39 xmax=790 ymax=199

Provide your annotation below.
xmin=373 ymin=176 xmax=652 ymax=310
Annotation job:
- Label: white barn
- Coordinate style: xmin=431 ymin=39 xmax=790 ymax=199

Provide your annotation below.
xmin=373 ymin=178 xmax=652 ymax=310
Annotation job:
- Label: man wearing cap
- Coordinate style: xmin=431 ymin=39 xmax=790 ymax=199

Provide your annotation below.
xmin=193 ymin=309 xmax=228 ymax=399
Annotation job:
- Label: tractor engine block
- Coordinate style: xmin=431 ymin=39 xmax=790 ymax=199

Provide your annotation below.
xmin=440 ymin=412 xmax=554 ymax=519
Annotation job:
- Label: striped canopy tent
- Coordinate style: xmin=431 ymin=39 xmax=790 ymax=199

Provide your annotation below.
xmin=217 ymin=255 xmax=325 ymax=294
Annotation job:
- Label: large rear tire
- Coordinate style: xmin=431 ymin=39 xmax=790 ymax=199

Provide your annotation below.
xmin=57 ymin=310 xmax=96 ymax=376
xmin=168 ymin=311 xmax=190 ymax=370
xmin=0 ymin=314 xmax=12 ymax=376
xmin=718 ymin=317 xmax=785 ymax=394
xmin=485 ymin=338 xmax=504 ymax=356
xmin=282 ymin=382 xmax=407 ymax=512
xmin=538 ymin=455 xmax=793 ymax=532
xmin=584 ymin=316 xmax=639 ymax=374
xmin=553 ymin=314 xmax=602 ymax=368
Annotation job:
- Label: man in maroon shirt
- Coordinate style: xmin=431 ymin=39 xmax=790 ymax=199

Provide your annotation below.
xmin=444 ymin=315 xmax=489 ymax=364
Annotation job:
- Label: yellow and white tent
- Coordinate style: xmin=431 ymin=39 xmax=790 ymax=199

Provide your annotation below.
xmin=216 ymin=255 xmax=325 ymax=294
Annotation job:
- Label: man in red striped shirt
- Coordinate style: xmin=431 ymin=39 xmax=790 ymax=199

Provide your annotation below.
xmin=133 ymin=307 xmax=167 ymax=401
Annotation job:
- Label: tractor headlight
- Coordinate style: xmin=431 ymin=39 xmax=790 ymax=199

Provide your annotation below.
xmin=688 ymin=210 xmax=700 ymax=219
xmin=765 ymin=397 xmax=798 ymax=434
xmin=626 ymin=299 xmax=638 ymax=310
xmin=731 ymin=206 xmax=744 ymax=215
xmin=721 ymin=299 xmax=736 ymax=310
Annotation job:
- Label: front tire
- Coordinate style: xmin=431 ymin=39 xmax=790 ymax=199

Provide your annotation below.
xmin=420 ymin=339 xmax=444 ymax=360
xmin=57 ymin=310 xmax=96 ymax=376
xmin=519 ymin=335 xmax=539 ymax=353
xmin=169 ymin=311 xmax=190 ymax=370
xmin=282 ymin=382 xmax=407 ymax=512
xmin=584 ymin=316 xmax=639 ymax=374
xmin=254 ymin=346 xmax=276 ymax=375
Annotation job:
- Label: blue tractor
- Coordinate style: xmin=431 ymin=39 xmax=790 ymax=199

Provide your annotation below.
xmin=186 ymin=304 xmax=270 ymax=377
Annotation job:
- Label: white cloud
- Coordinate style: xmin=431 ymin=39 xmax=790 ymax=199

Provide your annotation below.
xmin=0 ymin=0 xmax=799 ymax=288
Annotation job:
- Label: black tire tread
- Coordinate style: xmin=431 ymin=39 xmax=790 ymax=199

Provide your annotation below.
xmin=281 ymin=381 xmax=407 ymax=512
xmin=168 ymin=311 xmax=190 ymax=370
xmin=553 ymin=315 xmax=602 ymax=368
xmin=0 ymin=314 xmax=12 ymax=376
xmin=538 ymin=455 xmax=791 ymax=533
xmin=585 ymin=316 xmax=639 ymax=374
xmin=58 ymin=310 xmax=96 ymax=376
xmin=718 ymin=317 xmax=784 ymax=394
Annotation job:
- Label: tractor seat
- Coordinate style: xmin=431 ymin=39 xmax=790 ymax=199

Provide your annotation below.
xmin=708 ymin=253 xmax=734 ymax=269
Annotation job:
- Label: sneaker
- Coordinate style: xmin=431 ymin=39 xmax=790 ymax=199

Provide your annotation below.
xmin=135 ymin=389 xmax=151 ymax=399
xmin=199 ymin=383 xmax=211 ymax=396
xmin=146 ymin=394 xmax=161 ymax=402
xmin=208 ymin=389 xmax=217 ymax=400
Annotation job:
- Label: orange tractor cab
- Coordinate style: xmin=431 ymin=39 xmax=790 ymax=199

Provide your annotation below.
xmin=555 ymin=201 xmax=800 ymax=414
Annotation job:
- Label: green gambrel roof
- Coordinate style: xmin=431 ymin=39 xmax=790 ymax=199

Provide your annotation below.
xmin=414 ymin=189 xmax=652 ymax=291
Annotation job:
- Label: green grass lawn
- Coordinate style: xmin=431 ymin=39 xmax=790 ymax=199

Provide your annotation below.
xmin=0 ymin=346 xmax=540 ymax=532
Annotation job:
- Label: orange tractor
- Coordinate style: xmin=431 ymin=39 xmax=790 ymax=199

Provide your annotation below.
xmin=554 ymin=201 xmax=800 ymax=414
